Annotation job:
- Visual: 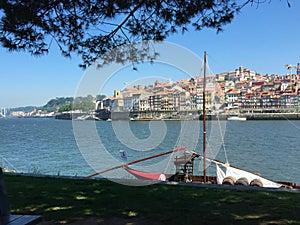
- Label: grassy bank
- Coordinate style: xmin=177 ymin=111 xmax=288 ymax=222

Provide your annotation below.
xmin=4 ymin=174 xmax=300 ymax=224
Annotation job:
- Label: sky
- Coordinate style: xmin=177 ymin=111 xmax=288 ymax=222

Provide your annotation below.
xmin=1 ymin=1 xmax=300 ymax=108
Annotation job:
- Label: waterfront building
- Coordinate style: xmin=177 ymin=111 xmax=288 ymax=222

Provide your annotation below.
xmin=139 ymin=97 xmax=150 ymax=111
xmin=226 ymin=89 xmax=239 ymax=109
xmin=178 ymin=91 xmax=188 ymax=111
xmin=112 ymin=90 xmax=124 ymax=111
xmin=270 ymin=95 xmax=281 ymax=108
xmin=149 ymin=93 xmax=162 ymax=111
xmin=123 ymin=96 xmax=133 ymax=111
xmin=132 ymin=93 xmax=141 ymax=111
xmin=261 ymin=93 xmax=272 ymax=108
xmin=172 ymin=90 xmax=181 ymax=111
xmin=280 ymin=92 xmax=298 ymax=109
xmin=161 ymin=93 xmax=171 ymax=111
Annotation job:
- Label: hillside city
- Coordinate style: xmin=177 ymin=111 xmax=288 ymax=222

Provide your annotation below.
xmin=4 ymin=64 xmax=300 ymax=120
xmin=96 ymin=64 xmax=300 ymax=117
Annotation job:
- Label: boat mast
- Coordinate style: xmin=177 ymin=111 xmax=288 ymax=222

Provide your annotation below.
xmin=203 ymin=51 xmax=207 ymax=183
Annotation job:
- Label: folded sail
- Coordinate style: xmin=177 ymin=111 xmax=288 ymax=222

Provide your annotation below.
xmin=216 ymin=163 xmax=282 ymax=188
xmin=216 ymin=164 xmax=225 ymax=184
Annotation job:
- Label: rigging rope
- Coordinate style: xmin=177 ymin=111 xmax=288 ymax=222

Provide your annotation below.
xmin=0 ymin=154 xmax=18 ymax=172
xmin=217 ymin=117 xmax=228 ymax=164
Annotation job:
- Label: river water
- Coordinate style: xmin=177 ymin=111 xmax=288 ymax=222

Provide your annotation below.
xmin=0 ymin=118 xmax=299 ymax=184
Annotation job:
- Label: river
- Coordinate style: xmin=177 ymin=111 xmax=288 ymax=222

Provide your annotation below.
xmin=0 ymin=118 xmax=299 ymax=184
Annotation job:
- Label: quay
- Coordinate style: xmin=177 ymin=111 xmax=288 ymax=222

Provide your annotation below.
xmin=54 ymin=111 xmax=300 ymax=121
xmin=206 ymin=113 xmax=300 ymax=120
xmin=242 ymin=112 xmax=300 ymax=120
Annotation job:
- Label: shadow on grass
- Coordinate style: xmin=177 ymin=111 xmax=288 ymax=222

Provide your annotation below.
xmin=4 ymin=174 xmax=300 ymax=224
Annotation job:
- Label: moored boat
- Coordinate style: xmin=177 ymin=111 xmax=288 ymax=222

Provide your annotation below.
xmin=227 ymin=116 xmax=247 ymax=121
xmin=118 ymin=151 xmax=299 ymax=189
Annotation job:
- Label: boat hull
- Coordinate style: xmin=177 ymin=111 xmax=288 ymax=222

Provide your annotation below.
xmin=124 ymin=167 xmax=299 ymax=189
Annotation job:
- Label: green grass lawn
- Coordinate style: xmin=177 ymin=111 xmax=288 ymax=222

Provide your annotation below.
xmin=4 ymin=174 xmax=300 ymax=224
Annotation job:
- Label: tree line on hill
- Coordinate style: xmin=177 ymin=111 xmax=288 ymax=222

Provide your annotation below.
xmin=11 ymin=95 xmax=106 ymax=113
xmin=44 ymin=95 xmax=106 ymax=112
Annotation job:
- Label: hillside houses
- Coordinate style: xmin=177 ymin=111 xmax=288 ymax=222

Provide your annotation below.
xmin=220 ymin=67 xmax=300 ymax=111
xmin=96 ymin=66 xmax=300 ymax=114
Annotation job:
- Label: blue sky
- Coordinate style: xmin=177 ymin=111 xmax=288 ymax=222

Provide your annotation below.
xmin=1 ymin=1 xmax=300 ymax=108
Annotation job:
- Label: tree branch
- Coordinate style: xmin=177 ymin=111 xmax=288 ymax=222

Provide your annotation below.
xmin=107 ymin=1 xmax=144 ymax=39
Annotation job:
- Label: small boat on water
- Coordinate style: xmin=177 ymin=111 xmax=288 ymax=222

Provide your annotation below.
xmin=227 ymin=116 xmax=247 ymax=121
xmin=130 ymin=117 xmax=153 ymax=121
xmin=88 ymin=52 xmax=299 ymax=190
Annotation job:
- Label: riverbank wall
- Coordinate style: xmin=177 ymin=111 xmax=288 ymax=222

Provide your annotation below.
xmin=201 ymin=113 xmax=300 ymax=120
xmin=54 ymin=112 xmax=300 ymax=121
xmin=231 ymin=113 xmax=300 ymax=120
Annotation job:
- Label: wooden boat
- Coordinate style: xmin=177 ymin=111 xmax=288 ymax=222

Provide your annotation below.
xmin=88 ymin=52 xmax=300 ymax=190
xmin=112 ymin=148 xmax=298 ymax=189
xmin=88 ymin=146 xmax=299 ymax=189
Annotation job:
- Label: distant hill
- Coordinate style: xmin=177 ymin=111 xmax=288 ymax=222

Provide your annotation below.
xmin=40 ymin=97 xmax=74 ymax=112
xmin=10 ymin=106 xmax=36 ymax=113
xmin=10 ymin=95 xmax=106 ymax=113
xmin=10 ymin=98 xmax=74 ymax=113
